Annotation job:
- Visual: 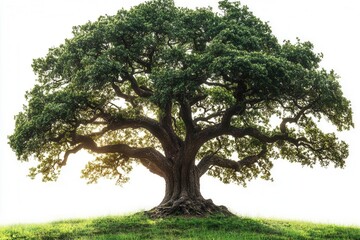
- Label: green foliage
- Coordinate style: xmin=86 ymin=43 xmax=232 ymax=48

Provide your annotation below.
xmin=81 ymin=153 xmax=133 ymax=185
xmin=9 ymin=0 xmax=353 ymax=186
xmin=0 ymin=214 xmax=359 ymax=239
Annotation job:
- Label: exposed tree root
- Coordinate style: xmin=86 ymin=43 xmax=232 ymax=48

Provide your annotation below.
xmin=145 ymin=198 xmax=234 ymax=218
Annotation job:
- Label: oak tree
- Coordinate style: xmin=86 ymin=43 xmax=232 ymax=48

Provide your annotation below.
xmin=9 ymin=0 xmax=353 ymax=217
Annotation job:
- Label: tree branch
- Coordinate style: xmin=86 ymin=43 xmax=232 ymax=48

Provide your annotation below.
xmin=179 ymin=99 xmax=197 ymax=135
xmin=58 ymin=144 xmax=84 ymax=167
xmin=194 ymin=111 xmax=224 ymax=124
xmin=160 ymin=102 xmax=182 ymax=153
xmin=189 ymin=94 xmax=207 ymax=106
xmin=221 ymin=104 xmax=245 ymax=127
xmin=80 ymin=111 xmax=178 ymax=156
xmin=197 ymin=155 xmax=238 ymax=176
xmin=204 ymin=80 xmax=232 ymax=90
xmin=111 ymin=81 xmax=137 ymax=107
xmin=280 ymin=99 xmax=318 ymax=133
xmin=73 ymin=134 xmax=171 ymax=176
xmin=197 ymin=145 xmax=267 ymax=176
xmin=122 ymin=72 xmax=153 ymax=98
xmin=139 ymin=158 xmax=166 ymax=177
xmin=227 ymin=126 xmax=300 ymax=145
xmin=196 ymin=123 xmax=310 ymax=155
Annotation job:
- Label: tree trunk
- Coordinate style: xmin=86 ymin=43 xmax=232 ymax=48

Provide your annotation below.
xmin=145 ymin=159 xmax=234 ymax=218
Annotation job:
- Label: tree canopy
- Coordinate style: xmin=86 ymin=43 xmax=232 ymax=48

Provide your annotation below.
xmin=9 ymin=0 xmax=353 ymax=216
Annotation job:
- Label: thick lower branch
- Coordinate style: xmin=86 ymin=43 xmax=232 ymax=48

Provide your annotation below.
xmin=139 ymin=158 xmax=166 ymax=178
xmin=197 ymin=146 xmax=267 ymax=176
xmin=73 ymin=134 xmax=171 ymax=176
xmin=197 ymin=155 xmax=239 ymax=176
xmin=86 ymin=113 xmax=178 ymax=156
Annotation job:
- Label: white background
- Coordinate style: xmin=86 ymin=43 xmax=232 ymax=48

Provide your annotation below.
xmin=1 ymin=0 xmax=359 ymax=226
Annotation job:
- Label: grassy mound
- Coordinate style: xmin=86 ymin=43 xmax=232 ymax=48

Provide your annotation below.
xmin=0 ymin=213 xmax=359 ymax=239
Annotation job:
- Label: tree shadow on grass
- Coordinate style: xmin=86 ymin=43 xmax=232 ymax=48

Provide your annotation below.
xmin=88 ymin=214 xmax=290 ymax=239
xmin=88 ymin=213 xmax=360 ymax=240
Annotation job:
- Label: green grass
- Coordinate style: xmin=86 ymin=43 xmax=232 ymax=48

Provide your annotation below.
xmin=0 ymin=213 xmax=359 ymax=240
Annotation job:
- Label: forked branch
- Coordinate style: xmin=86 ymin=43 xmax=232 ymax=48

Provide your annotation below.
xmin=279 ymin=99 xmax=318 ymax=133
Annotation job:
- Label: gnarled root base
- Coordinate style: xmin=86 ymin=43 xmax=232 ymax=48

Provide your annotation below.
xmin=145 ymin=198 xmax=234 ymax=219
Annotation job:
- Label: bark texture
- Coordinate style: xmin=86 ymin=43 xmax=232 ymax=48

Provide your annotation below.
xmin=145 ymin=163 xmax=233 ymax=218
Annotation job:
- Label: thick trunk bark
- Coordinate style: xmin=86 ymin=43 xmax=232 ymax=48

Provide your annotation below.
xmin=162 ymin=162 xmax=201 ymax=204
xmin=146 ymin=160 xmax=233 ymax=218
